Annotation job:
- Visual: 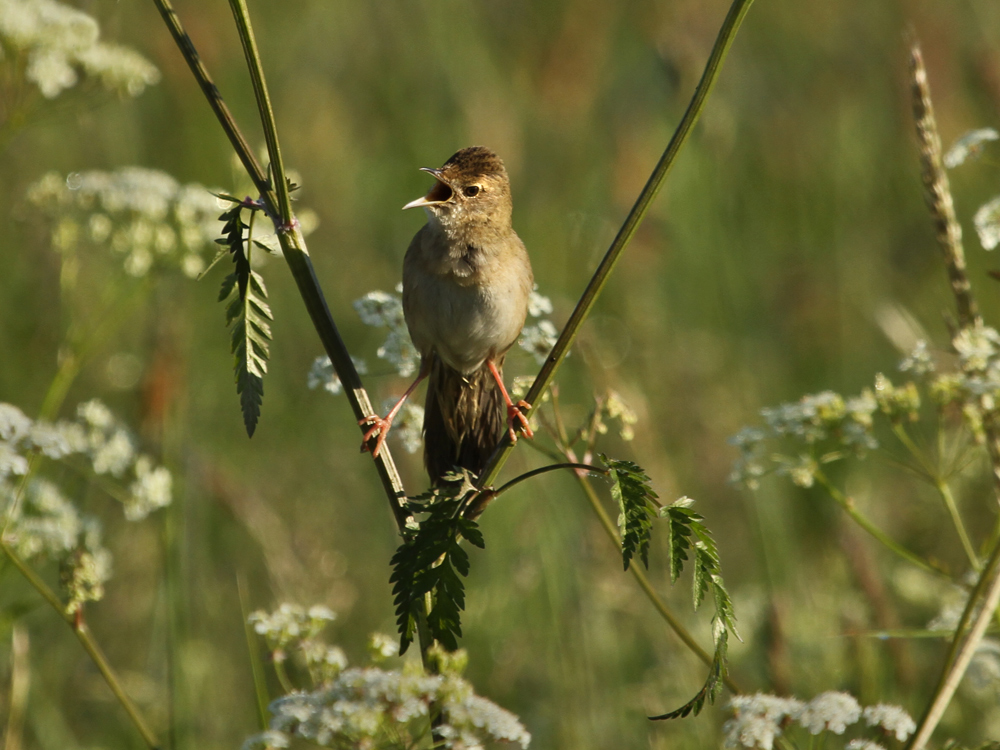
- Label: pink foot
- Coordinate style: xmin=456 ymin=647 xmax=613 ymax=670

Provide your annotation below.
xmin=506 ymin=400 xmax=534 ymax=443
xmin=359 ymin=415 xmax=393 ymax=457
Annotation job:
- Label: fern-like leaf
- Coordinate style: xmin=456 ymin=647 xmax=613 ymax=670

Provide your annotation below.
xmin=650 ymin=497 xmax=739 ymax=720
xmin=601 ymin=455 xmax=659 ymax=570
xmin=217 ymin=203 xmax=272 ymax=437
xmin=389 ymin=474 xmax=483 ymax=654
xmin=649 ymin=628 xmax=728 ymax=720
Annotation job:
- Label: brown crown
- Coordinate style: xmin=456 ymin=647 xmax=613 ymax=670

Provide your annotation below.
xmin=439 ymin=146 xmax=507 ymax=180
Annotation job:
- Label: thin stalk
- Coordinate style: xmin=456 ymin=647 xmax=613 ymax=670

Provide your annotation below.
xmin=934 ymin=479 xmax=979 ymax=571
xmin=0 ymin=541 xmax=160 ymax=749
xmin=237 ymin=573 xmax=270 ymax=731
xmin=890 ymin=424 xmax=979 ymax=570
xmin=492 ymin=463 xmax=606 ymax=498
xmin=813 ymin=471 xmax=947 ymax=579
xmin=148 ymin=0 xmax=411 ymax=531
xmin=227 ymin=0 xmax=293 ymax=225
xmin=908 ymin=539 xmax=1000 ymax=749
xmin=473 ymin=0 xmax=757 ymax=497
xmin=149 ymin=0 xmax=272 ymax=203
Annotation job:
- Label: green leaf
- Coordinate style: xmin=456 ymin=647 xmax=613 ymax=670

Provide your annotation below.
xmin=601 ymin=455 xmax=659 ymax=570
xmin=389 ymin=478 xmax=483 ymax=654
xmin=649 ymin=628 xmax=728 ymax=720
xmin=649 ymin=497 xmax=739 ymax=721
xmin=217 ymin=204 xmax=272 ymax=438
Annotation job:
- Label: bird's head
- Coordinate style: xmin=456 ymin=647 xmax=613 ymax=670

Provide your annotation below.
xmin=403 ymin=146 xmax=512 ymax=229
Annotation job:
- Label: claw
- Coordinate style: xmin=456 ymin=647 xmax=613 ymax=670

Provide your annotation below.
xmin=506 ymin=400 xmax=534 ymax=443
xmin=359 ymin=415 xmax=393 ymax=458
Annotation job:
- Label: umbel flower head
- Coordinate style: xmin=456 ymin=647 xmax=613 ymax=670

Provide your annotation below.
xmin=0 ymin=0 xmax=160 ymax=98
xmin=27 ymin=169 xmax=224 ymax=279
xmin=243 ymin=605 xmax=531 ymax=750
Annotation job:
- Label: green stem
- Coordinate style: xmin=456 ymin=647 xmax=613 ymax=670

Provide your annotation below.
xmin=935 ymin=478 xmax=979 ymax=571
xmin=813 ymin=470 xmax=948 ymax=579
xmin=0 ymin=541 xmax=160 ymax=749
xmin=908 ymin=538 xmax=1000 ymax=749
xmin=890 ymin=424 xmax=979 ymax=570
xmin=237 ymin=573 xmax=270 ymax=730
xmin=473 ymin=0 xmax=757 ymax=496
xmin=491 ymin=463 xmax=606 ymax=498
xmin=227 ymin=0 xmax=293 ymax=225
xmin=148 ymin=0 xmax=410 ymax=531
xmin=273 ymin=658 xmax=294 ymax=695
xmin=149 ymin=0 xmax=273 ymax=204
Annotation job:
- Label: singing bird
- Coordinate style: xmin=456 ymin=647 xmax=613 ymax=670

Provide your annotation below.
xmin=360 ymin=146 xmax=534 ymax=482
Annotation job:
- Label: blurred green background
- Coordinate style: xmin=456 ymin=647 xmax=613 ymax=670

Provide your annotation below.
xmin=2 ymin=0 xmax=1000 ymax=747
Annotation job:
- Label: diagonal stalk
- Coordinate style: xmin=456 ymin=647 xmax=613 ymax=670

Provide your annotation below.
xmin=813 ymin=470 xmax=948 ymax=579
xmin=149 ymin=0 xmax=410 ymax=531
xmin=0 ymin=541 xmax=160 ymax=749
xmin=473 ymin=0 xmax=757 ymax=498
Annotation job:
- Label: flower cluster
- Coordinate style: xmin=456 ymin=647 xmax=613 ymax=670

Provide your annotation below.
xmin=243 ymin=606 xmax=531 ymax=750
xmin=1 ymin=400 xmax=171 ymax=521
xmin=306 ymin=355 xmax=368 ymax=396
xmin=723 ymin=691 xmax=913 ymax=749
xmin=0 ymin=0 xmax=160 ymax=99
xmin=518 ymin=288 xmax=558 ymax=365
xmin=729 ymin=387 xmax=878 ymax=490
xmin=594 ymin=389 xmax=638 ymax=442
xmin=353 ymin=288 xmax=420 ymax=378
xmin=27 ymin=169 xmax=224 ymax=279
xmin=249 ymin=603 xmax=337 ymax=653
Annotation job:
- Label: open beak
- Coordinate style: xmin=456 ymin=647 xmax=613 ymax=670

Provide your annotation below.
xmin=402 ymin=167 xmax=454 ymax=210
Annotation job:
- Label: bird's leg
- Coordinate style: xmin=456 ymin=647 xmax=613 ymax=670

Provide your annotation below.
xmin=486 ymin=359 xmax=534 ymax=443
xmin=359 ymin=371 xmax=427 ymax=458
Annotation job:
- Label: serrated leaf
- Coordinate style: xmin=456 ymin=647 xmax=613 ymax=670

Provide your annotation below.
xmin=649 ymin=629 xmax=728 ymax=721
xmin=218 ymin=205 xmax=272 ymax=438
xmin=389 ymin=479 xmax=483 ymax=654
xmin=601 ymin=455 xmax=658 ymax=570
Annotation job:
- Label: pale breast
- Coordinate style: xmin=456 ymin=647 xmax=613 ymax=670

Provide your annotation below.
xmin=403 ymin=225 xmax=533 ymax=375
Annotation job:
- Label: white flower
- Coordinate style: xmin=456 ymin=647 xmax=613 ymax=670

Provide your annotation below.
xmin=28 ymin=169 xmax=223 ymax=278
xmin=846 ymin=741 xmax=887 ymax=750
xmin=368 ymin=633 xmax=399 ymax=661
xmin=602 ymin=390 xmax=638 ymax=441
xmin=353 ymin=291 xmax=420 ymax=377
xmin=724 ymin=693 xmax=803 ymax=749
xmin=26 ymin=47 xmax=76 ymax=98
xmin=240 ymin=730 xmax=290 ymax=750
xmin=126 ymin=456 xmax=172 ymax=521
xmin=307 ymin=355 xmax=367 ymax=395
xmin=966 ymin=637 xmax=1000 ymax=694
xmin=77 ymin=399 xmax=114 ymax=430
xmin=975 ymin=195 xmax=1000 ymax=251
xmin=0 ymin=403 xmax=33 ymax=442
xmin=796 ymin=691 xmax=861 ymax=735
xmin=527 ymin=287 xmax=553 ymax=317
xmin=519 ymin=320 xmax=558 ymax=365
xmin=249 ymin=603 xmax=336 ymax=651
xmin=899 ymin=340 xmax=934 ymax=376
xmin=0 ymin=0 xmax=158 ymax=98
xmin=0 ymin=444 xmax=29 ymax=478
xmin=862 ymin=703 xmax=916 ymax=741
xmin=954 ymin=324 xmax=1000 ymax=372
xmin=945 ymin=128 xmax=1000 ymax=169
xmin=91 ymin=428 xmax=135 ymax=476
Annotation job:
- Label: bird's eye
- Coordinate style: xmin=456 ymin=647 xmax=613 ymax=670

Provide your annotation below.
xmin=463 ymin=185 xmax=481 ymax=197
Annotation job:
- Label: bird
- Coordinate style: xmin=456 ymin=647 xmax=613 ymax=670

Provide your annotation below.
xmin=359 ymin=146 xmax=534 ymax=483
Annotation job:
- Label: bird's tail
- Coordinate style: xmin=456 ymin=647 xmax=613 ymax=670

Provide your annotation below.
xmin=423 ymin=354 xmax=506 ymax=484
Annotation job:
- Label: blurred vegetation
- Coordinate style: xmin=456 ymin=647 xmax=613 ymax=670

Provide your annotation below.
xmin=3 ymin=0 xmax=1000 ymax=748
